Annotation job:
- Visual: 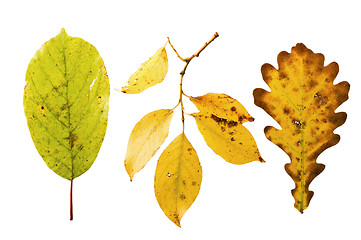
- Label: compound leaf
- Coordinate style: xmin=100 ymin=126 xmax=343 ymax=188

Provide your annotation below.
xmin=154 ymin=133 xmax=202 ymax=227
xmin=190 ymin=93 xmax=263 ymax=164
xmin=253 ymin=43 xmax=350 ymax=213
xmin=124 ymin=109 xmax=174 ymax=181
xmin=121 ymin=47 xmax=168 ymax=94
xmin=24 ymin=28 xmax=109 ymax=180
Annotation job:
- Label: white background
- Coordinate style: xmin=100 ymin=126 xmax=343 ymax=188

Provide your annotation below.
xmin=1 ymin=0 xmax=360 ymax=239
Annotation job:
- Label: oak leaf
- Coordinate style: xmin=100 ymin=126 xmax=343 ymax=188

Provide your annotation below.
xmin=124 ymin=109 xmax=174 ymax=181
xmin=190 ymin=93 xmax=263 ymax=164
xmin=121 ymin=47 xmax=168 ymax=94
xmin=253 ymin=43 xmax=350 ymax=213
xmin=154 ymin=133 xmax=202 ymax=227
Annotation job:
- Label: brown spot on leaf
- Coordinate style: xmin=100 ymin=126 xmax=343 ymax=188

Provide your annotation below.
xmin=228 ymin=121 xmax=238 ymax=127
xmin=309 ymin=80 xmax=317 ymax=88
xmin=180 ymin=194 xmax=186 ymax=201
xmin=70 ymin=134 xmax=78 ymax=148
xmin=211 ymin=114 xmax=227 ymax=125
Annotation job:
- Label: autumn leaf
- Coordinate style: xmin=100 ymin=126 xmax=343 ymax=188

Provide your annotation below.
xmin=121 ymin=47 xmax=168 ymax=94
xmin=123 ymin=33 xmax=223 ymax=227
xmin=190 ymin=93 xmax=263 ymax=164
xmin=24 ymin=28 xmax=109 ymax=219
xmin=124 ymin=109 xmax=174 ymax=181
xmin=190 ymin=93 xmax=255 ymax=124
xmin=253 ymin=43 xmax=350 ymax=213
xmin=154 ymin=133 xmax=202 ymax=227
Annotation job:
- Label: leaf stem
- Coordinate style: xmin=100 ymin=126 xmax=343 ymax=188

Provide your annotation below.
xmin=168 ymin=33 xmax=219 ymax=133
xmin=182 ymin=91 xmax=191 ymax=99
xmin=167 ymin=37 xmax=185 ymax=62
xmin=70 ymin=179 xmax=73 ymax=221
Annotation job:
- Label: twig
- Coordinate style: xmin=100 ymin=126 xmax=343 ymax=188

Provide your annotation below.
xmin=169 ymin=33 xmax=219 ymax=132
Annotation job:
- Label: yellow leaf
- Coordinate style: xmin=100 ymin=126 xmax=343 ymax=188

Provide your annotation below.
xmin=192 ymin=112 xmax=263 ymax=164
xmin=253 ymin=43 xmax=350 ymax=213
xmin=124 ymin=109 xmax=174 ymax=180
xmin=154 ymin=133 xmax=202 ymax=227
xmin=190 ymin=93 xmax=254 ymax=124
xmin=190 ymin=93 xmax=263 ymax=164
xmin=121 ymin=47 xmax=168 ymax=94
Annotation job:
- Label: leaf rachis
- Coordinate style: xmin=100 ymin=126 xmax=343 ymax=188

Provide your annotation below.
xmin=167 ymin=32 xmax=219 ymax=133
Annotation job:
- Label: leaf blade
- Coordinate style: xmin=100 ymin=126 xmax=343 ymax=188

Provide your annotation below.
xmin=24 ymin=28 xmax=110 ymax=180
xmin=253 ymin=43 xmax=350 ymax=212
xmin=154 ymin=133 xmax=202 ymax=227
xmin=192 ymin=113 xmax=263 ymax=164
xmin=190 ymin=93 xmax=254 ymax=124
xmin=124 ymin=109 xmax=174 ymax=180
xmin=190 ymin=93 xmax=263 ymax=164
xmin=121 ymin=47 xmax=168 ymax=94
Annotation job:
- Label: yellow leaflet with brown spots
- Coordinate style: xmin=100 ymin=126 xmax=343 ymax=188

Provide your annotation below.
xmin=190 ymin=93 xmax=255 ymax=124
xmin=154 ymin=133 xmax=202 ymax=227
xmin=121 ymin=47 xmax=168 ymax=94
xmin=253 ymin=43 xmax=350 ymax=213
xmin=190 ymin=93 xmax=263 ymax=164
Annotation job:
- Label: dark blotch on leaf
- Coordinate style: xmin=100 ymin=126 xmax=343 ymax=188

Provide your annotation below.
xmin=228 ymin=121 xmax=238 ymax=127
xmin=211 ymin=114 xmax=227 ymax=125
xmin=180 ymin=194 xmax=186 ymax=201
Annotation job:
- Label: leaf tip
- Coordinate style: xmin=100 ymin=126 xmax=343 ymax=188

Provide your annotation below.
xmin=128 ymin=172 xmax=134 ymax=182
xmin=298 ymin=208 xmax=304 ymax=214
xmin=174 ymin=218 xmax=181 ymax=228
xmin=59 ymin=28 xmax=68 ymax=37
xmin=258 ymin=156 xmax=265 ymax=163
xmin=125 ymin=163 xmax=134 ymax=181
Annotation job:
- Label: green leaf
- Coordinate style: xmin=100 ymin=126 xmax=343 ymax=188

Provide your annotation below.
xmin=24 ymin=28 xmax=110 ymax=180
